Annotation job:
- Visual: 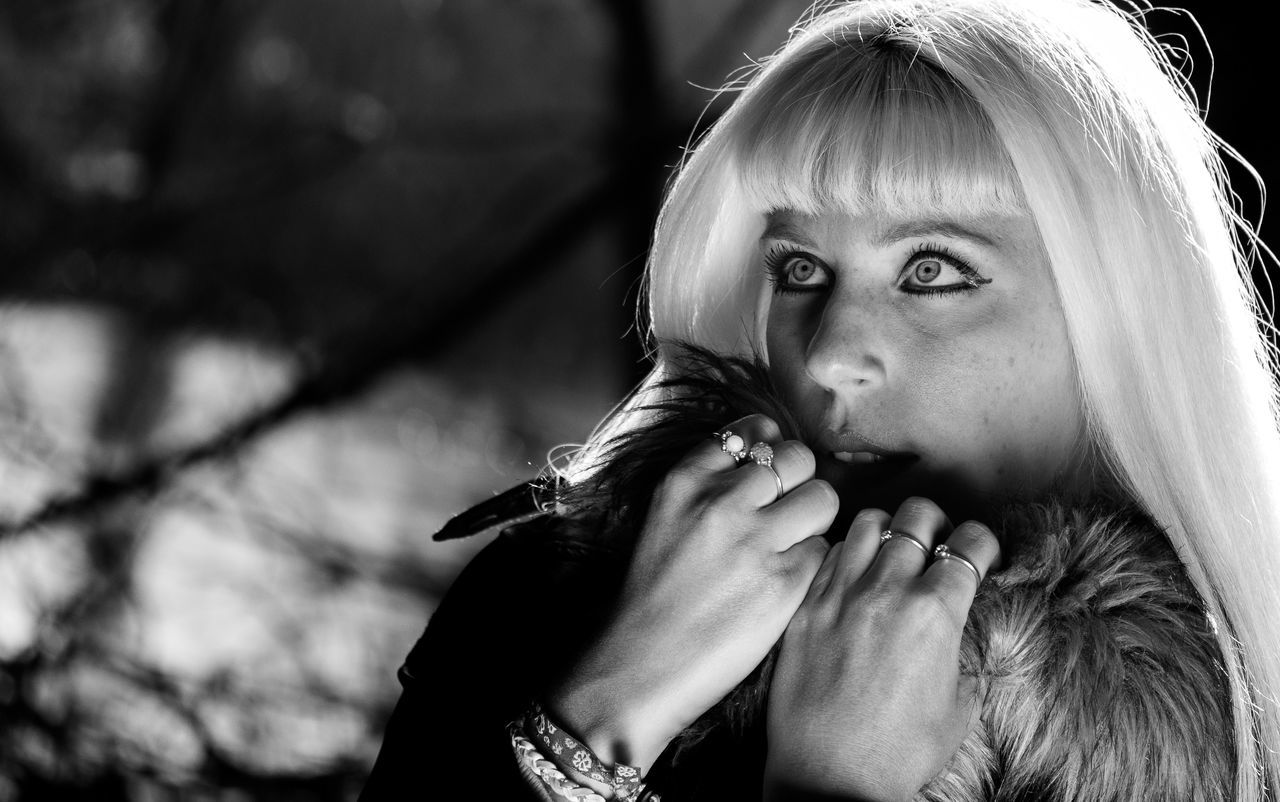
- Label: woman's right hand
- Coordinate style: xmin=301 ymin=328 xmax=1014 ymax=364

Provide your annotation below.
xmin=545 ymin=414 xmax=836 ymax=773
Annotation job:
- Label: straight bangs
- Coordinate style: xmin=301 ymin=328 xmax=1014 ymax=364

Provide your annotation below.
xmin=734 ymin=40 xmax=1027 ymax=219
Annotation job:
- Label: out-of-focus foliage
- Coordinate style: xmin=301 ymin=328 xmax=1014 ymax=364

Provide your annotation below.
xmin=0 ymin=0 xmax=815 ymax=799
xmin=0 ymin=0 xmax=1270 ymax=800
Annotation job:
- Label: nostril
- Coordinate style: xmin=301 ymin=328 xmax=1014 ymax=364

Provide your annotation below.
xmin=804 ymin=350 xmax=882 ymax=390
xmin=800 ymin=304 xmax=886 ymax=389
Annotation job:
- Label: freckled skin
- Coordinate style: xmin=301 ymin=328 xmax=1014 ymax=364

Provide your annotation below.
xmin=764 ymin=209 xmax=1087 ymax=527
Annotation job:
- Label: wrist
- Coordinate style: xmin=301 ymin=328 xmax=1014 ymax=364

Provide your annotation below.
xmin=516 ymin=701 xmax=649 ymax=802
xmin=543 ymin=679 xmax=673 ymax=773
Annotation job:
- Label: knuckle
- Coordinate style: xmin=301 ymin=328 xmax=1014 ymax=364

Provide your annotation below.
xmin=774 ymin=440 xmax=815 ymax=474
xmin=803 ymin=535 xmax=832 ymax=567
xmin=655 ymin=473 xmax=733 ymax=522
xmin=789 ymin=545 xmax=828 ymax=581
xmin=741 ymin=413 xmax=782 ymax=442
xmin=952 ymin=520 xmax=1001 ymax=558
xmin=808 ymin=476 xmax=837 ymax=499
xmin=955 ymin=519 xmax=997 ymax=545
xmin=655 ymin=468 xmax=706 ymax=509
xmin=758 ymin=417 xmax=784 ymax=443
xmin=898 ymin=495 xmax=943 ymax=519
xmin=807 ymin=479 xmax=840 ymax=516
xmin=820 ymin=538 xmax=844 ymax=567
xmin=853 ymin=507 xmax=888 ymax=525
xmin=770 ymin=555 xmax=817 ymax=594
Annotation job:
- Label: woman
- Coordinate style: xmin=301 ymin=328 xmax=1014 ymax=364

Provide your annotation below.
xmin=362 ymin=0 xmax=1280 ymax=799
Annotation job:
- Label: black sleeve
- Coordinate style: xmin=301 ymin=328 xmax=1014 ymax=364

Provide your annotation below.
xmin=358 ymin=522 xmax=620 ymax=801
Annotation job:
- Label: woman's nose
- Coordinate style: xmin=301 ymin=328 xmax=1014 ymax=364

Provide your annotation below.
xmin=803 ymin=295 xmax=886 ymax=391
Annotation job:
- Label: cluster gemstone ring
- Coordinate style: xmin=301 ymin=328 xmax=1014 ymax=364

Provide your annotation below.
xmin=720 ymin=430 xmax=749 ymax=462
xmin=715 ymin=430 xmax=786 ymax=502
xmin=748 ymin=442 xmax=785 ymax=502
xmin=748 ymin=442 xmax=774 ymax=467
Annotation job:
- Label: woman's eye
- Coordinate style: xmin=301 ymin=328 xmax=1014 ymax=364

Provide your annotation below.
xmin=899 ymin=251 xmax=990 ymax=295
xmin=912 ymin=259 xmax=942 ymax=284
xmin=764 ymin=249 xmax=830 ymax=293
xmin=788 ymin=256 xmax=820 ymax=283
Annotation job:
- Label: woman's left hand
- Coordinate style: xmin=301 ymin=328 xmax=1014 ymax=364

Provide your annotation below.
xmin=763 ymin=497 xmax=1001 ymax=802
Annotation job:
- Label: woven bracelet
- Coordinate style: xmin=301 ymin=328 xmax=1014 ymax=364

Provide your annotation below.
xmin=520 ymin=701 xmax=646 ymax=802
xmin=510 ymin=721 xmax=608 ymax=802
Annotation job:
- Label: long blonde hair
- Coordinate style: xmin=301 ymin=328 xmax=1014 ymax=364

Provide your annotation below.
xmin=581 ymin=0 xmax=1280 ymax=795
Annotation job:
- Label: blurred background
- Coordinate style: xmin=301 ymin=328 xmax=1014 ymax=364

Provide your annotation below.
xmin=0 ymin=1 xmax=1272 ymax=799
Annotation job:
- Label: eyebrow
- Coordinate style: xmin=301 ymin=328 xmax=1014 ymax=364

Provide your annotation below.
xmin=760 ymin=218 xmax=819 ymax=248
xmin=760 ymin=214 xmax=1003 ymax=249
xmin=873 ymin=219 xmax=1001 ymax=249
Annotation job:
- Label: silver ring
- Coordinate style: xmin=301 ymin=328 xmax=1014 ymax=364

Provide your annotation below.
xmin=933 ymin=544 xmax=983 ymax=584
xmin=748 ymin=443 xmax=784 ymax=501
xmin=880 ymin=530 xmax=930 ymax=558
xmin=718 ymin=430 xmax=748 ymax=463
xmin=747 ymin=442 xmax=774 ymax=467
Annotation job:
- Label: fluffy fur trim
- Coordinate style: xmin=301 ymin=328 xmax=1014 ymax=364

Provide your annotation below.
xmin=925 ymin=503 xmax=1234 ymax=801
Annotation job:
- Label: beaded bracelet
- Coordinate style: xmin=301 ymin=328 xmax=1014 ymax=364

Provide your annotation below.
xmin=512 ymin=701 xmax=648 ymax=802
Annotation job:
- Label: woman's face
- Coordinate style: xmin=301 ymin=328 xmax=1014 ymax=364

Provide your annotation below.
xmin=762 ymin=208 xmax=1088 ymax=526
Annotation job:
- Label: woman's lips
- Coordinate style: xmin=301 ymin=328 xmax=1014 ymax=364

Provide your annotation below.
xmin=832 ymin=451 xmax=890 ymax=464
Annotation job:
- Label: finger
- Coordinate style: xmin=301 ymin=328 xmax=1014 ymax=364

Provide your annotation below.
xmin=870 ymin=496 xmax=953 ymax=583
xmin=735 ymin=439 xmax=814 ymax=507
xmin=777 ymin=533 xmax=830 ymax=592
xmin=689 ymin=414 xmax=784 ymax=472
xmin=920 ymin=520 xmax=1001 ymax=611
xmin=762 ymin=478 xmax=839 ymax=552
xmin=835 ymin=507 xmax=891 ymax=583
xmin=803 ymin=539 xmax=844 ymax=603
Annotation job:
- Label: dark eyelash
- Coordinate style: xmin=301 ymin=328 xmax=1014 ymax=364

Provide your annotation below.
xmin=763 ymin=242 xmax=988 ymax=298
xmin=762 ymin=245 xmax=824 ymax=294
xmin=902 ymin=242 xmax=991 ymax=296
xmin=761 ymin=246 xmax=788 ymax=283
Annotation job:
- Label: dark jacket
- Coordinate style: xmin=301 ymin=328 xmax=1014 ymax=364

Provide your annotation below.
xmin=359 ymin=509 xmax=770 ymax=800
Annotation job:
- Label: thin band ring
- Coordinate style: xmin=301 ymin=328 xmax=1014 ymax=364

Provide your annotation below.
xmin=933 ymin=544 xmax=983 ymax=585
xmin=880 ymin=529 xmax=930 ymax=559
xmin=758 ymin=464 xmax=784 ymax=501
xmin=748 ymin=442 xmax=785 ymax=502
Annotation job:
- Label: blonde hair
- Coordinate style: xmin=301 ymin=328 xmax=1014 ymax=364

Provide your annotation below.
xmin=581 ymin=0 xmax=1280 ymax=796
